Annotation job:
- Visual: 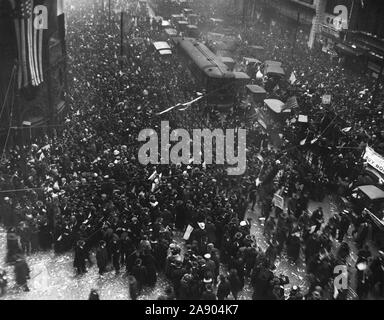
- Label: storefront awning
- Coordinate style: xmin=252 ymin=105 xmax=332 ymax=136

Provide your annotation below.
xmin=336 ymin=43 xmax=364 ymax=57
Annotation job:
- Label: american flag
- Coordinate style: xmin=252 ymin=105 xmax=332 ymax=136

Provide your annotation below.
xmin=283 ymin=96 xmax=299 ymax=111
xmin=9 ymin=0 xmax=44 ymax=89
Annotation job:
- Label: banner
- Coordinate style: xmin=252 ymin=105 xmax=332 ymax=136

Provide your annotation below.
xmin=322 ymin=95 xmax=331 ymax=104
xmin=363 ymin=146 xmax=384 ymax=175
xmin=183 ymin=225 xmax=194 ymax=240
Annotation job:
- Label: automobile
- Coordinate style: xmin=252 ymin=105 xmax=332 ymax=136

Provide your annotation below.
xmin=152 ymin=41 xmax=172 ymax=56
xmin=350 ymin=185 xmax=384 ymax=247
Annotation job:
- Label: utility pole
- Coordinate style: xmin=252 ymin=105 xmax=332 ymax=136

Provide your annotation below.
xmin=242 ymin=0 xmax=247 ymax=27
xmin=373 ymin=63 xmax=384 ymax=104
xmin=120 ymin=11 xmax=124 ymax=69
xmin=109 ymin=0 xmax=111 ymax=24
xmin=291 ymin=11 xmax=301 ymax=58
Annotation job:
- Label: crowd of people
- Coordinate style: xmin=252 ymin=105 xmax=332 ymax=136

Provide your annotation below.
xmin=1 ymin=0 xmax=384 ymax=300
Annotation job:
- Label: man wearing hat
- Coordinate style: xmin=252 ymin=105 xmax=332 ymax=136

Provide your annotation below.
xmin=203 ymin=253 xmax=216 ymax=280
xmin=6 ymin=227 xmax=20 ymax=263
xmin=337 ymin=211 xmax=351 ymax=242
xmin=14 ymin=255 xmax=30 ymax=292
xmin=0 ymin=269 xmax=7 ymax=296
xmin=131 ymin=258 xmax=147 ymax=292
xmin=217 ymin=274 xmax=231 ymax=300
xmin=369 ymin=249 xmax=384 ymax=297
xmin=311 ymin=207 xmax=324 ymax=233
xmin=1 ymin=197 xmax=14 ymax=227
xmin=201 ymin=284 xmax=216 ymax=300
xmin=74 ymin=240 xmax=87 ymax=275
xmin=96 ymin=240 xmax=108 ymax=275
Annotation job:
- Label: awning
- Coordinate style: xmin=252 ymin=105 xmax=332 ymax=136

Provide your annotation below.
xmin=264 ymin=99 xmax=290 ymax=113
xmin=336 ymin=43 xmax=364 ymax=57
xmin=353 ymin=185 xmax=384 ymax=200
xmin=246 ymin=85 xmax=266 ymax=94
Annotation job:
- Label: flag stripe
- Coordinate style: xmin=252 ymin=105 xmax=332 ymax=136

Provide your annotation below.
xmin=11 ymin=0 xmax=45 ymax=88
xmin=20 ymin=20 xmax=28 ymax=87
xmin=33 ymin=0 xmax=41 ymax=85
xmin=14 ymin=20 xmax=23 ymax=89
xmin=38 ymin=28 xmax=44 ymax=83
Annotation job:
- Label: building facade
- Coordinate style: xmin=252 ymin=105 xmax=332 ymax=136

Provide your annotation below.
xmin=242 ymin=0 xmax=384 ymax=77
xmin=0 ymin=0 xmax=67 ymax=147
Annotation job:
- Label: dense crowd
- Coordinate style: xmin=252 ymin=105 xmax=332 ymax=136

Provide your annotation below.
xmin=1 ymin=0 xmax=384 ymax=300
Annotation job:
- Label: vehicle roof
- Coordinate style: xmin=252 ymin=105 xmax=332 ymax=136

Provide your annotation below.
xmin=264 ymin=99 xmax=289 ymax=113
xmin=354 ymin=185 xmax=384 ymax=200
xmin=153 ymin=41 xmax=171 ymax=51
xmin=246 ymin=85 xmax=266 ymax=94
xmin=220 ymin=57 xmax=235 ymax=63
xmin=243 ymin=57 xmax=262 ymax=64
xmin=176 ymin=38 xmax=233 ymax=78
xmin=233 ymin=71 xmax=250 ymax=80
xmin=164 ymin=28 xmax=178 ymax=35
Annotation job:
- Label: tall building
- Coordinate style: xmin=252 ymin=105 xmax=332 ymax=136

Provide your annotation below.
xmin=0 ymin=0 xmax=67 ymax=147
xmin=245 ymin=0 xmax=384 ymax=77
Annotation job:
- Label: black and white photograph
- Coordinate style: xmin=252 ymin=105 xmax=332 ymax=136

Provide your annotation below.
xmin=0 ymin=0 xmax=384 ymax=304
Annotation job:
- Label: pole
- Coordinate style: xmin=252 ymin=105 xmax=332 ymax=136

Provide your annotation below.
xmin=120 ymin=11 xmax=124 ymax=68
xmin=373 ymin=63 xmax=384 ymax=103
xmin=109 ymin=0 xmax=111 ymax=24
xmin=291 ymin=11 xmax=300 ymax=58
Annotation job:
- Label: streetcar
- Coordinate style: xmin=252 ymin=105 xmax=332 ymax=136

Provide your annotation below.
xmin=174 ymin=37 xmax=236 ymax=108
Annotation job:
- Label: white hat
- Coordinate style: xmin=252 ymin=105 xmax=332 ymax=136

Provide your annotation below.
xmin=204 ymin=253 xmax=211 ymax=260
xmin=356 ymin=262 xmax=367 ymax=271
xmin=240 ymin=221 xmax=247 ymax=227
xmin=198 ymin=222 xmax=206 ymax=230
